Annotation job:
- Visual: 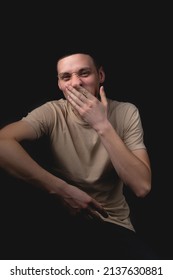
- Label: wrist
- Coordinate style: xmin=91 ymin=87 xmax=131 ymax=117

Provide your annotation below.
xmin=94 ymin=120 xmax=112 ymax=136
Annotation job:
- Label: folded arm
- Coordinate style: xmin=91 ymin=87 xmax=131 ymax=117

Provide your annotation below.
xmin=0 ymin=121 xmax=108 ymax=218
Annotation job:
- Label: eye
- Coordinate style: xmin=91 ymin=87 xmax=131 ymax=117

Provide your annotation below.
xmin=79 ymin=70 xmax=91 ymax=77
xmin=60 ymin=74 xmax=71 ymax=81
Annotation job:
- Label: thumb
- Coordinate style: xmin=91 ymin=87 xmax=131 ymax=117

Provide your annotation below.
xmin=99 ymin=86 xmax=107 ymax=108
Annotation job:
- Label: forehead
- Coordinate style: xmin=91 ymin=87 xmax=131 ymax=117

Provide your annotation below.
xmin=57 ymin=53 xmax=95 ymax=73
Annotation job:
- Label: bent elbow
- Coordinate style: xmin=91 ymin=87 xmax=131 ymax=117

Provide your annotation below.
xmin=135 ymin=182 xmax=151 ymax=198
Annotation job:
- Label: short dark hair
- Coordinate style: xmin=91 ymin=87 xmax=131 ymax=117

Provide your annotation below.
xmin=56 ymin=47 xmax=103 ymax=70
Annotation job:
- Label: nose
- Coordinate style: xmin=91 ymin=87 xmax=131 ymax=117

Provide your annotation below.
xmin=70 ymin=73 xmax=82 ymax=87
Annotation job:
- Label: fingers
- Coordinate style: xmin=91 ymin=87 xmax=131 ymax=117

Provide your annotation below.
xmin=71 ymin=199 xmax=108 ymax=219
xmin=90 ymin=200 xmax=108 ymax=218
xmin=66 ymin=85 xmax=94 ymax=102
xmin=64 ymin=200 xmax=108 ymax=220
xmin=66 ymin=85 xmax=107 ymax=107
xmin=65 ymin=87 xmax=88 ymax=113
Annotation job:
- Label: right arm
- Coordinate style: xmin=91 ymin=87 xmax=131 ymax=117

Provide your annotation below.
xmin=0 ymin=120 xmax=107 ymax=218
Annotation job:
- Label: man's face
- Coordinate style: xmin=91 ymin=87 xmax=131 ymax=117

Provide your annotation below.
xmin=57 ymin=53 xmax=105 ymax=99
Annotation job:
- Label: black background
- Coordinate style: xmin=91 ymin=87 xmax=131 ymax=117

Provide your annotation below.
xmin=0 ymin=3 xmax=172 ymax=259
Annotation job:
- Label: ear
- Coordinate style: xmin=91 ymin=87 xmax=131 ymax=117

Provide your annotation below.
xmin=58 ymin=79 xmax=62 ymax=90
xmin=99 ymin=67 xmax=105 ymax=83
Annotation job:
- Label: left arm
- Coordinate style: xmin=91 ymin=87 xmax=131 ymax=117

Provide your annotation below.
xmin=66 ymin=85 xmax=151 ymax=197
xmin=94 ymin=120 xmax=151 ymax=197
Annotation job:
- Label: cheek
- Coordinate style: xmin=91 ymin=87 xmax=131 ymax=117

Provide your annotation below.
xmin=58 ymin=81 xmax=68 ymax=92
xmin=86 ymin=77 xmax=98 ymax=89
xmin=58 ymin=80 xmax=62 ymax=90
xmin=88 ymin=80 xmax=100 ymax=96
xmin=58 ymin=82 xmax=68 ymax=98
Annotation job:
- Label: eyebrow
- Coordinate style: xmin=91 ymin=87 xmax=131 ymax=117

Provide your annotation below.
xmin=58 ymin=67 xmax=91 ymax=76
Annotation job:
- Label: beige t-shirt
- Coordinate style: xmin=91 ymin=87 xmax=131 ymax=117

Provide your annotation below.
xmin=22 ymin=98 xmax=146 ymax=231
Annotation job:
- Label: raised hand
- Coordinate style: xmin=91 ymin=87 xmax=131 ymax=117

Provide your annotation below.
xmin=66 ymin=85 xmax=108 ymax=130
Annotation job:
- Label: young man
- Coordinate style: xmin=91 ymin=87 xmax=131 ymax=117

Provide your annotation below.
xmin=0 ymin=51 xmax=157 ymax=259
